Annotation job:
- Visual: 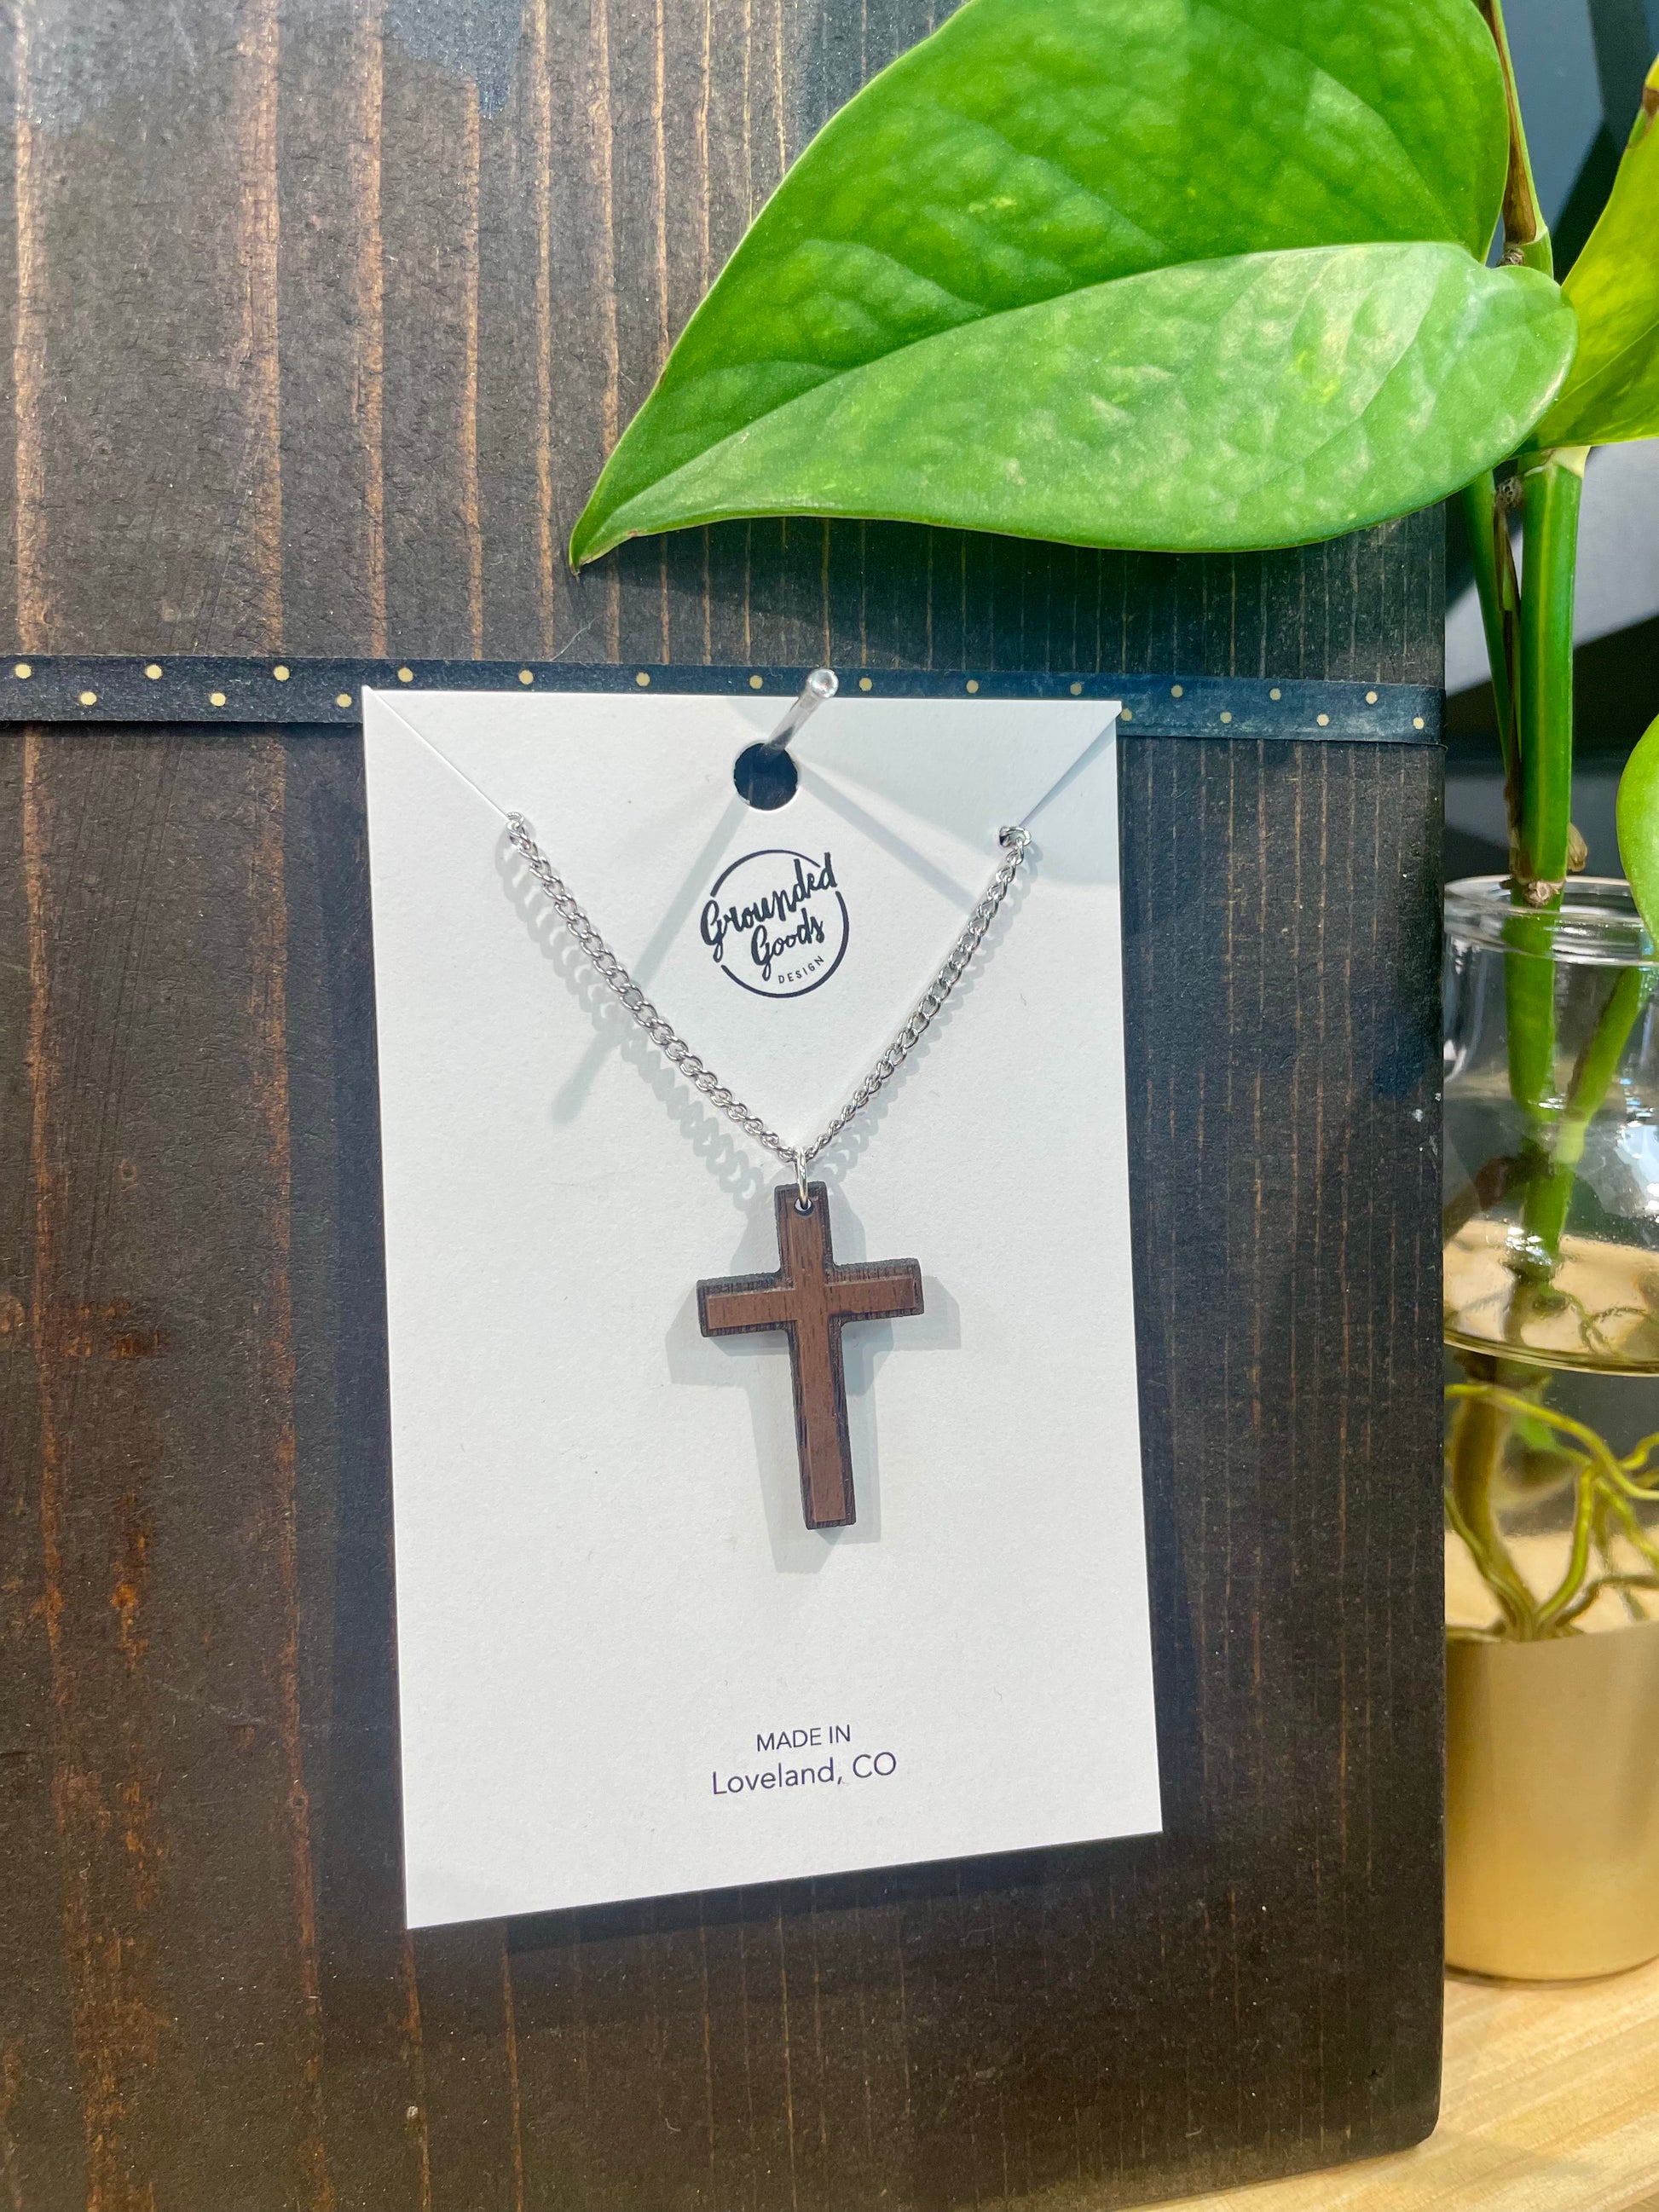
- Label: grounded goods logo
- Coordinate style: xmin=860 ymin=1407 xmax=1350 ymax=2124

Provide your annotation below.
xmin=699 ymin=847 xmax=849 ymax=999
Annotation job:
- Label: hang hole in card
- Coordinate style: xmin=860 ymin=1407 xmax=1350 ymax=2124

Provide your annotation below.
xmin=361 ymin=683 xmax=1161 ymax=1928
xmin=728 ymin=665 xmax=835 ymax=810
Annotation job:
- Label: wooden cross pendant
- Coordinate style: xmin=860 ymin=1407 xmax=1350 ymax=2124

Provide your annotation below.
xmin=697 ymin=1182 xmax=924 ymax=1530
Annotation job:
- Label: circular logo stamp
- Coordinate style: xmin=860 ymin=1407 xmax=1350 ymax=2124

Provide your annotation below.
xmin=699 ymin=847 xmax=849 ymax=999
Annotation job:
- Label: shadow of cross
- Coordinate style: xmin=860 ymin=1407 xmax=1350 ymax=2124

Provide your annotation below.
xmin=697 ymin=1183 xmax=924 ymax=1531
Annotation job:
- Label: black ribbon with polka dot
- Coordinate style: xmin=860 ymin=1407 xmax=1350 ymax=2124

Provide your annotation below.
xmin=0 ymin=658 xmax=1439 ymax=742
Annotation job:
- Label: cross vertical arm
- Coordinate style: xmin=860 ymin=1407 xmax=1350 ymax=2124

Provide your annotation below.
xmin=697 ymin=1182 xmax=925 ymax=1529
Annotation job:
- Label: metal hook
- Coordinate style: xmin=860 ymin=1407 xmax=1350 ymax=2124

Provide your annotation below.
xmin=763 ymin=667 xmax=837 ymax=754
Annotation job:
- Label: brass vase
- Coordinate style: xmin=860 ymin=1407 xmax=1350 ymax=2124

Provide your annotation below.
xmin=1446 ymin=1617 xmax=1659 ymax=1980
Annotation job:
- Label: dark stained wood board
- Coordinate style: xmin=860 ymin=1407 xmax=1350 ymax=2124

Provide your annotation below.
xmin=0 ymin=1 xmax=1448 ymax=2206
xmin=1 ymin=711 xmax=1447 ymax=2212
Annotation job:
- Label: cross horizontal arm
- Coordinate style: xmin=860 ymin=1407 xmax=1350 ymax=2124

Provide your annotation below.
xmin=826 ymin=1262 xmax=924 ymax=1322
xmin=699 ymin=1280 xmax=795 ymax=1335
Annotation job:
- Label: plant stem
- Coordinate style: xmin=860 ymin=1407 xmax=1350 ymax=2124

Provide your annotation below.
xmin=1474 ymin=0 xmax=1553 ymax=274
xmin=1500 ymin=910 xmax=1558 ymax=1144
xmin=1601 ymin=1488 xmax=1659 ymax=1575
xmin=1446 ymin=1367 xmax=1538 ymax=1634
xmin=1535 ymin=1466 xmax=1598 ymax=1632
xmin=1493 ymin=451 xmax=1587 ymax=1278
xmin=1465 ymin=7 xmax=1572 ymax=1159
xmin=1462 ymin=0 xmax=1550 ymax=865
xmin=1447 ymin=1379 xmax=1659 ymax=1635
xmin=1461 ymin=471 xmax=1517 ymax=829
xmin=1514 ymin=449 xmax=1586 ymax=894
xmin=1448 ymin=4 xmax=1597 ymax=1647
xmin=1519 ymin=967 xmax=1656 ymax=1262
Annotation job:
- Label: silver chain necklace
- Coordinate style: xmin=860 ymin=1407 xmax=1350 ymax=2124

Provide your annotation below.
xmin=505 ymin=811 xmax=1032 ymax=1203
xmin=504 ymin=806 xmax=1032 ymax=1533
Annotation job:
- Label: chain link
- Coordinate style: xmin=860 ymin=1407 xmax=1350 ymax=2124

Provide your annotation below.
xmin=505 ymin=811 xmax=1032 ymax=1180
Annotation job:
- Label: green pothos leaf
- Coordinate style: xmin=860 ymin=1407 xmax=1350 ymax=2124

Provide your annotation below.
xmin=1618 ymin=712 xmax=1659 ymax=946
xmin=571 ymin=0 xmax=1569 ymax=564
xmin=581 ymin=245 xmax=1570 ymax=556
xmin=1529 ymin=58 xmax=1659 ymax=450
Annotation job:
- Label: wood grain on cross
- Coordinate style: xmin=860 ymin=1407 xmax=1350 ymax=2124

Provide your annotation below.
xmin=697 ymin=1182 xmax=924 ymax=1529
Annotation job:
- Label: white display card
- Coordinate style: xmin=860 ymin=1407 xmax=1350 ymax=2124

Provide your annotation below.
xmin=362 ymin=684 xmax=1161 ymax=1928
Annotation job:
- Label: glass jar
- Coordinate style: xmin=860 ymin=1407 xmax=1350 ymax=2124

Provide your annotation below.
xmin=1442 ymin=875 xmax=1659 ymax=1979
xmin=1444 ymin=876 xmax=1659 ymax=1636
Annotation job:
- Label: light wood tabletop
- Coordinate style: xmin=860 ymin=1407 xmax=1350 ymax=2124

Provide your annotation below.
xmin=1146 ymin=1959 xmax=1659 ymax=2212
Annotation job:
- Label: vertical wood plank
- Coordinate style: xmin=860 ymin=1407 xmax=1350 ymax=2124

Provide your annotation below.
xmin=0 ymin=731 xmax=87 ymax=2212
xmin=247 ymin=733 xmax=333 ymax=2209
xmin=280 ymin=725 xmax=428 ymax=2212
xmin=381 ymin=38 xmax=485 ymax=658
xmin=13 ymin=730 xmax=338 ymax=2207
xmin=0 ymin=3 xmax=22 ymax=645
xmin=404 ymin=1925 xmax=517 ymax=2212
xmin=237 ymin=0 xmax=283 ymax=649
xmin=23 ymin=728 xmax=171 ymax=2212
xmin=528 ymin=0 xmax=555 ymax=657
xmin=540 ymin=0 xmax=624 ymax=662
xmin=277 ymin=0 xmax=389 ymax=654
xmin=12 ymin=3 xmax=46 ymax=654
xmin=11 ymin=0 xmax=286 ymax=653
xmin=477 ymin=3 xmax=553 ymax=659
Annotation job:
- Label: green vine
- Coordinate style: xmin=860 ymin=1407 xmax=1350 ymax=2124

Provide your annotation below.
xmin=1444 ymin=1377 xmax=1659 ymax=1637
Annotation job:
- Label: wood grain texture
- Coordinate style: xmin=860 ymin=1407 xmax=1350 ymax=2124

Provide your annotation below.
xmin=1145 ymin=1961 xmax=1659 ymax=2212
xmin=698 ymin=1180 xmax=926 ymax=1528
xmin=0 ymin=0 xmax=1444 ymax=681
xmin=0 ymin=717 xmax=1447 ymax=2212
xmin=0 ymin=2 xmax=1448 ymax=2206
